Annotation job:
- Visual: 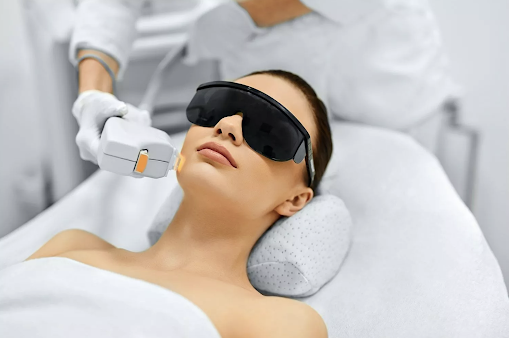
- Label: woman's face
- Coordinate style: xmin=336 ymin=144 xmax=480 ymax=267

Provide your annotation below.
xmin=177 ymin=74 xmax=316 ymax=220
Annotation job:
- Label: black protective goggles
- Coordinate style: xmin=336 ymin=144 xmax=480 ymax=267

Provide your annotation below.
xmin=186 ymin=81 xmax=315 ymax=187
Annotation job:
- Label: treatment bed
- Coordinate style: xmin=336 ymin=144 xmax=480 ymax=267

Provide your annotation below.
xmin=1 ymin=121 xmax=508 ymax=337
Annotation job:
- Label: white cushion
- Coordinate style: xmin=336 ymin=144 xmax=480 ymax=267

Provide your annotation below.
xmin=148 ymin=188 xmax=352 ymax=297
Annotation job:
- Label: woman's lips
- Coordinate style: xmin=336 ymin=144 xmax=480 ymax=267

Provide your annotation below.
xmin=197 ymin=148 xmax=235 ymax=167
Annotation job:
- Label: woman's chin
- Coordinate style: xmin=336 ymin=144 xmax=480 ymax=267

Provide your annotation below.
xmin=177 ymin=162 xmax=235 ymax=197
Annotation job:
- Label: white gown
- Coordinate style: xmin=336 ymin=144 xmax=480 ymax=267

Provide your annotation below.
xmin=0 ymin=257 xmax=221 ymax=338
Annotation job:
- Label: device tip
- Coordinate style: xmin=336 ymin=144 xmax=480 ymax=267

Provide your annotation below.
xmin=173 ymin=154 xmax=185 ymax=172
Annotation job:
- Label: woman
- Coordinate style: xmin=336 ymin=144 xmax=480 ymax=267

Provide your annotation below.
xmin=24 ymin=70 xmax=333 ymax=338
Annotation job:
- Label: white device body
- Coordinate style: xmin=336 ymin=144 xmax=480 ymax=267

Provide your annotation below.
xmin=98 ymin=117 xmax=179 ymax=179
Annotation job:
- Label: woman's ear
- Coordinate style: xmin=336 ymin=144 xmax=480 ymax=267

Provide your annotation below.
xmin=274 ymin=187 xmax=314 ymax=217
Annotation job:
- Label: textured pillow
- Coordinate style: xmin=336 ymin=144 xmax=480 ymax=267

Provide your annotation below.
xmin=148 ymin=186 xmax=352 ymax=297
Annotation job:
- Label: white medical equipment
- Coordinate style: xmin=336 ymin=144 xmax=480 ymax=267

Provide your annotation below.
xmin=94 ymin=34 xmax=186 ymax=179
xmin=98 ymin=117 xmax=181 ymax=178
xmin=93 ymin=39 xmax=188 ymax=179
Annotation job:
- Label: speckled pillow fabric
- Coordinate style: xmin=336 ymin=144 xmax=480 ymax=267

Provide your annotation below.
xmin=148 ymin=186 xmax=352 ymax=297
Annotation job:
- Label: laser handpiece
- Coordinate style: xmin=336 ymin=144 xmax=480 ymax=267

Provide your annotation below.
xmin=97 ymin=117 xmax=181 ymax=179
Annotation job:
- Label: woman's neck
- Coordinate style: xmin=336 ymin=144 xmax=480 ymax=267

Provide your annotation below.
xmin=137 ymin=193 xmax=278 ymax=293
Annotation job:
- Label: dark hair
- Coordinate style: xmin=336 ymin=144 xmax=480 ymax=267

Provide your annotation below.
xmin=245 ymin=70 xmax=333 ymax=194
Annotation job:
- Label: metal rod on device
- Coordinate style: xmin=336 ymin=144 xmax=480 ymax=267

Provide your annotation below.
xmin=442 ymin=99 xmax=480 ymax=210
xmin=138 ymin=42 xmax=187 ymax=115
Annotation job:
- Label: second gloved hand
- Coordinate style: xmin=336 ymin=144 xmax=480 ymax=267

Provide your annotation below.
xmin=72 ymin=90 xmax=151 ymax=165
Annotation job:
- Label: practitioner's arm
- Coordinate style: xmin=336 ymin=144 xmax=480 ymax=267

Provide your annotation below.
xmin=70 ymin=0 xmax=151 ymax=165
xmin=25 ymin=229 xmax=115 ymax=261
xmin=77 ymin=49 xmax=119 ymax=94
xmin=70 ymin=0 xmax=144 ymax=81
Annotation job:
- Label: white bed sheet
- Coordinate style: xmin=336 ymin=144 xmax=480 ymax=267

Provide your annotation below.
xmin=0 ymin=122 xmax=508 ymax=337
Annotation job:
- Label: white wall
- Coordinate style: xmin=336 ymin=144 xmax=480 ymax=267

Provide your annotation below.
xmin=429 ymin=0 xmax=509 ymax=285
xmin=0 ymin=1 xmax=47 ymax=236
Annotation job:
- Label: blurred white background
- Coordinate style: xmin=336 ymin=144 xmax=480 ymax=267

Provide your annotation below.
xmin=429 ymin=0 xmax=509 ymax=286
xmin=0 ymin=0 xmax=507 ymax=288
xmin=0 ymin=0 xmax=47 ymax=234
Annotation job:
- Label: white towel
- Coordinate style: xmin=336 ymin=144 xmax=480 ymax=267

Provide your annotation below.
xmin=0 ymin=257 xmax=221 ymax=338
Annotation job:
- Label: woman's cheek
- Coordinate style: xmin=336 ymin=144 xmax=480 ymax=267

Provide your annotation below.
xmin=246 ymin=159 xmax=277 ymax=194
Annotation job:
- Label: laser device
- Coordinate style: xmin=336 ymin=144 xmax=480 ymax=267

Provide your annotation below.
xmin=97 ymin=117 xmax=181 ymax=179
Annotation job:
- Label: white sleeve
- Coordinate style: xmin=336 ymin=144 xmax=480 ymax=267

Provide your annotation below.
xmin=327 ymin=0 xmax=459 ymax=130
xmin=69 ymin=0 xmax=145 ymax=80
xmin=300 ymin=0 xmax=384 ymax=24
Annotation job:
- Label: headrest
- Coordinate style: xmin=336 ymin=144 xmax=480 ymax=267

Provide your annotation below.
xmin=147 ymin=186 xmax=352 ymax=297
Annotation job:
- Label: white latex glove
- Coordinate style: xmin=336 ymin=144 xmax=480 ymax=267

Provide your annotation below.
xmin=71 ymin=90 xmax=151 ymax=164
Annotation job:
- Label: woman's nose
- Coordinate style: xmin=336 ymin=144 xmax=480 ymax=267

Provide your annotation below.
xmin=214 ymin=113 xmax=243 ymax=145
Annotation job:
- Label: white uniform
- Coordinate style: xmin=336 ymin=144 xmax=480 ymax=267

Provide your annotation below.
xmin=69 ymin=0 xmax=458 ymax=130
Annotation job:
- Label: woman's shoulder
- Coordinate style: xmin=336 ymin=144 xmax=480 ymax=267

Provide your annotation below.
xmin=25 ymin=229 xmax=116 ymax=261
xmin=246 ymin=295 xmax=328 ymax=338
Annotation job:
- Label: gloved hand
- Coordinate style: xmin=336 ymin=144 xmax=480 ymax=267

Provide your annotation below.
xmin=71 ymin=90 xmax=151 ymax=164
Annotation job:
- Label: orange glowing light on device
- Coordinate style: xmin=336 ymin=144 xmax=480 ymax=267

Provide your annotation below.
xmin=134 ymin=150 xmax=149 ymax=173
xmin=176 ymin=154 xmax=185 ymax=173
